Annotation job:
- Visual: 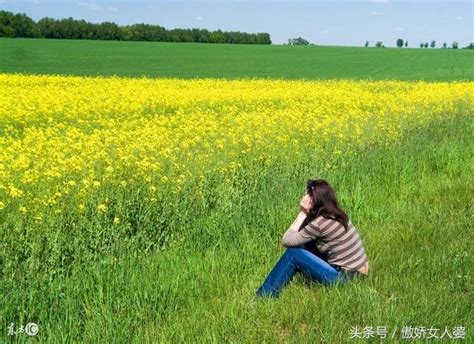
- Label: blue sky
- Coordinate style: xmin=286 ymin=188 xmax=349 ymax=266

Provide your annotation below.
xmin=1 ymin=0 xmax=472 ymax=47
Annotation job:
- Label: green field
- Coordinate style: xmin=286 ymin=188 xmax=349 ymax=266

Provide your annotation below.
xmin=1 ymin=38 xmax=473 ymax=343
xmin=3 ymin=114 xmax=472 ymax=342
xmin=0 ymin=38 xmax=473 ymax=81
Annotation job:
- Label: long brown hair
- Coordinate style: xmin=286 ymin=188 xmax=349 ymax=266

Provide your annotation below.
xmin=302 ymin=179 xmax=349 ymax=231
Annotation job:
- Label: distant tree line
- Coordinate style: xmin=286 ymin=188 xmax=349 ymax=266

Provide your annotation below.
xmin=365 ymin=38 xmax=473 ymax=49
xmin=0 ymin=11 xmax=272 ymax=44
xmin=417 ymin=41 xmax=473 ymax=49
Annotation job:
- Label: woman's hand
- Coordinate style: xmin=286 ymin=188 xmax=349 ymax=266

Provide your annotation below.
xmin=299 ymin=194 xmax=313 ymax=214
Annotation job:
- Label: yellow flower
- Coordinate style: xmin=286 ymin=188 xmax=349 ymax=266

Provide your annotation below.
xmin=0 ymin=72 xmax=471 ymax=219
xmin=113 ymin=217 xmax=121 ymax=224
xmin=97 ymin=203 xmax=107 ymax=213
xmin=19 ymin=206 xmax=27 ymax=215
xmin=8 ymin=185 xmax=24 ymax=198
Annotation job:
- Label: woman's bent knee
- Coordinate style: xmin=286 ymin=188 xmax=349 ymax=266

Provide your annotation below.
xmin=284 ymin=247 xmax=306 ymax=258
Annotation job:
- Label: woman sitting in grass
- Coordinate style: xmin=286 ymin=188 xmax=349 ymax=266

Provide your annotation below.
xmin=256 ymin=179 xmax=369 ymax=298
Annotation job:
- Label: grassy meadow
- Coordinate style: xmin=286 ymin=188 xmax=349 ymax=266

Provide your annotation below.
xmin=0 ymin=39 xmax=473 ymax=343
xmin=0 ymin=38 xmax=473 ymax=81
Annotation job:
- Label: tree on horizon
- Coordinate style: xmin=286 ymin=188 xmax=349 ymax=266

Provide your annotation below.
xmin=0 ymin=10 xmax=271 ymax=44
xmin=288 ymin=37 xmax=310 ymax=45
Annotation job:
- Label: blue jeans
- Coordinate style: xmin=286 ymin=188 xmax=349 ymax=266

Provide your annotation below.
xmin=256 ymin=246 xmax=360 ymax=298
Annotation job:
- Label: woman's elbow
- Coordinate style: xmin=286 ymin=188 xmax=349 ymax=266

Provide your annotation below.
xmin=281 ymin=237 xmax=295 ymax=248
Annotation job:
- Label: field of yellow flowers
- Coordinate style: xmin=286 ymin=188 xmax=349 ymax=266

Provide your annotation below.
xmin=0 ymin=73 xmax=472 ymax=276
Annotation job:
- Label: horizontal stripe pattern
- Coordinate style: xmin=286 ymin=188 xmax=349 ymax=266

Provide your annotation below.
xmin=304 ymin=216 xmax=369 ymax=272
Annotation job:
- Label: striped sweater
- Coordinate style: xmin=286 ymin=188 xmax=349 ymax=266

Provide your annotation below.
xmin=281 ymin=215 xmax=369 ymax=273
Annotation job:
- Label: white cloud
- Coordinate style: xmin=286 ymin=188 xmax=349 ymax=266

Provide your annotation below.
xmin=78 ymin=2 xmax=102 ymax=12
xmin=369 ymin=11 xmax=383 ymax=16
xmin=78 ymin=2 xmax=118 ymax=13
xmin=456 ymin=16 xmax=462 ymax=21
xmin=393 ymin=26 xmax=404 ymax=32
xmin=196 ymin=16 xmax=203 ymax=21
xmin=0 ymin=0 xmax=41 ymax=2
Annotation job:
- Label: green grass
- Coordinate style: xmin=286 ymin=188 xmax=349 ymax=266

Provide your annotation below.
xmin=1 ymin=37 xmax=472 ymax=342
xmin=0 ymin=38 xmax=473 ymax=81
xmin=2 ymin=113 xmax=472 ymax=343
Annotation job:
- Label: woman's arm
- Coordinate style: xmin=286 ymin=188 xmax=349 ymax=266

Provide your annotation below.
xmin=281 ymin=211 xmax=320 ymax=247
xmin=281 ymin=194 xmax=320 ymax=247
xmin=288 ymin=211 xmax=307 ymax=232
xmin=281 ymin=211 xmax=319 ymax=247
